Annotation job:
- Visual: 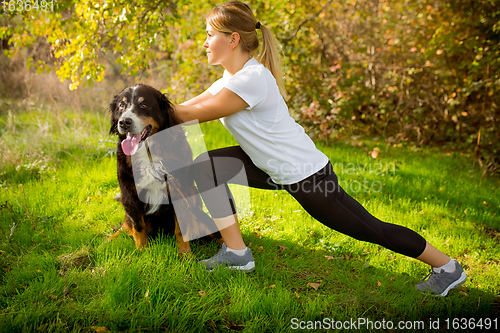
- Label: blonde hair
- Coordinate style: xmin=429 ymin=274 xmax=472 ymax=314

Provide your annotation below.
xmin=206 ymin=1 xmax=287 ymax=98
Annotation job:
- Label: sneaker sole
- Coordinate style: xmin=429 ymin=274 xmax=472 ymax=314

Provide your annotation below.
xmin=227 ymin=261 xmax=255 ymax=273
xmin=207 ymin=261 xmax=255 ymax=273
xmin=436 ymin=271 xmax=467 ymax=297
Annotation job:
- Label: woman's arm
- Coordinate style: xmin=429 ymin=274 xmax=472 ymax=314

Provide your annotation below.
xmin=173 ymin=88 xmax=249 ymax=123
xmin=180 ymin=90 xmax=214 ymax=106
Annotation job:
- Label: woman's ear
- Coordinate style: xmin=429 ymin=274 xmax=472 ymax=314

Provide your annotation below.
xmin=230 ymin=32 xmax=240 ymax=49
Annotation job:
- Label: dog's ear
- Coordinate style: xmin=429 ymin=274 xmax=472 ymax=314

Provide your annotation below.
xmin=159 ymin=93 xmax=177 ymax=127
xmin=108 ymin=94 xmax=119 ymax=135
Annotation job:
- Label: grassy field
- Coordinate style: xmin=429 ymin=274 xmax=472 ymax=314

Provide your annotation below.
xmin=0 ymin=106 xmax=499 ymax=332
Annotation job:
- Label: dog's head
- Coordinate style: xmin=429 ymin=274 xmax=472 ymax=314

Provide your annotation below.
xmin=109 ymin=84 xmax=176 ymax=155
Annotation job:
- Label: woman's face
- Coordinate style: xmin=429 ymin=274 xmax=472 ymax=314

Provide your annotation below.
xmin=204 ymin=23 xmax=232 ymax=66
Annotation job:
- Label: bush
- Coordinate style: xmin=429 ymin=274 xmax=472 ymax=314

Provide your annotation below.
xmin=282 ymin=0 xmax=500 ymax=173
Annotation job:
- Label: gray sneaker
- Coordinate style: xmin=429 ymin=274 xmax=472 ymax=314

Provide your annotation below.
xmin=200 ymin=243 xmax=255 ymax=272
xmin=415 ymin=260 xmax=467 ymax=297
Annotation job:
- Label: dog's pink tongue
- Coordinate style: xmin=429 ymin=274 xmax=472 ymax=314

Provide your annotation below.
xmin=121 ymin=132 xmax=142 ymax=156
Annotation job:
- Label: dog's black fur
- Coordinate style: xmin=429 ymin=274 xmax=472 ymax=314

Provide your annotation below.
xmin=108 ymin=84 xmax=216 ymax=253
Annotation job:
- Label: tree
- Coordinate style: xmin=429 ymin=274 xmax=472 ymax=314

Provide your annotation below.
xmin=2 ymin=1 xmax=216 ymax=90
xmin=2 ymin=0 xmax=499 ymax=172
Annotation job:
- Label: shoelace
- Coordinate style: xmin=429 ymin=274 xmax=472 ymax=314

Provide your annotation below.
xmin=208 ymin=245 xmax=228 ymax=262
xmin=419 ymin=269 xmax=444 ymax=287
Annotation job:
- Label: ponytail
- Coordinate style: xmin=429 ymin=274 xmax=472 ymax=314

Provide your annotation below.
xmin=257 ymin=24 xmax=287 ymax=99
xmin=207 ymin=1 xmax=287 ymax=99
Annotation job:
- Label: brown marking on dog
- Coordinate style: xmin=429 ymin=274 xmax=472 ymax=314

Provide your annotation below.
xmin=175 ymin=216 xmax=192 ymax=256
xmin=136 ymin=115 xmax=160 ymax=135
xmin=122 ymin=215 xmax=149 ymax=248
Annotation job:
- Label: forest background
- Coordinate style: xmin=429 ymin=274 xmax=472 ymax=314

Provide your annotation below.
xmin=1 ymin=0 xmax=499 ymax=173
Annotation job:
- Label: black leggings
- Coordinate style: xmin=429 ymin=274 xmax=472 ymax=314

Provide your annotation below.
xmin=193 ymin=146 xmax=427 ymax=258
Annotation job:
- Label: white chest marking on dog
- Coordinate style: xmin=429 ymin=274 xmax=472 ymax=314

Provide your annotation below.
xmin=132 ymin=142 xmax=170 ymax=215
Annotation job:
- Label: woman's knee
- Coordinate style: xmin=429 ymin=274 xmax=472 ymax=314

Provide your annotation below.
xmin=192 ymin=152 xmax=215 ymax=186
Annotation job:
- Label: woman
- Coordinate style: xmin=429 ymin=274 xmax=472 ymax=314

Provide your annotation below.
xmin=173 ymin=0 xmax=466 ymax=297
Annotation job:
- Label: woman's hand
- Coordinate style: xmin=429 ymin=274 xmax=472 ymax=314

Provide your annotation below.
xmin=174 ymin=88 xmax=249 ymax=123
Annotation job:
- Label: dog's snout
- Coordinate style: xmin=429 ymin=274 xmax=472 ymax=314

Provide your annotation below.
xmin=119 ymin=117 xmax=133 ymax=130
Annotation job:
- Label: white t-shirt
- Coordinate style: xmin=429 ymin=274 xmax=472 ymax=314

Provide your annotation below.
xmin=207 ymin=58 xmax=329 ymax=185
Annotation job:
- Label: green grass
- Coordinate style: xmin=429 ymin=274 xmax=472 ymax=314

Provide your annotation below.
xmin=0 ymin=107 xmax=499 ymax=332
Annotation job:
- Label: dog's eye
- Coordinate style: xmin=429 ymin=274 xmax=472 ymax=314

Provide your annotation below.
xmin=140 ymin=103 xmax=147 ymax=109
xmin=119 ymin=102 xmax=126 ymax=110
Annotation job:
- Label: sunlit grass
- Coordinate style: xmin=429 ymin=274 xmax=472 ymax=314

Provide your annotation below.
xmin=0 ymin=108 xmax=499 ymax=332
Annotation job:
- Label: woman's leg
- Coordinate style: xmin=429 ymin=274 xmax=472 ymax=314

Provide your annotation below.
xmin=193 ymin=146 xmax=280 ymax=221
xmin=212 ymin=214 xmax=246 ymax=250
xmin=417 ymin=242 xmax=453 ymax=267
xmin=285 ymin=162 xmax=466 ymax=295
xmin=192 ymin=146 xmax=280 ymax=270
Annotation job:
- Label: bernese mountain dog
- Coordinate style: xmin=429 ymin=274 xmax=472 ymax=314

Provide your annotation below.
xmin=108 ymin=84 xmax=217 ymax=255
